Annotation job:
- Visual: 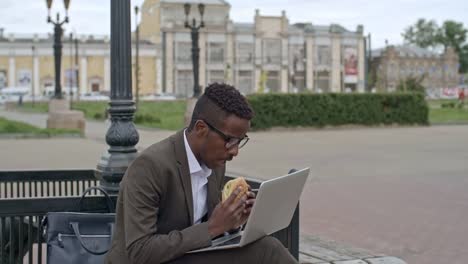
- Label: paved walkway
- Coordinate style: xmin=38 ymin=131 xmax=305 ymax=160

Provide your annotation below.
xmin=2 ymin=108 xmax=468 ymax=263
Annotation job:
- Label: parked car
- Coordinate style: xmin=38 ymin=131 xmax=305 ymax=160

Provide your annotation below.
xmin=79 ymin=92 xmax=109 ymax=101
xmin=141 ymin=93 xmax=177 ymax=101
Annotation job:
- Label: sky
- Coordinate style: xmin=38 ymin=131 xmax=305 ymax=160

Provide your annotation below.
xmin=0 ymin=0 xmax=467 ymax=49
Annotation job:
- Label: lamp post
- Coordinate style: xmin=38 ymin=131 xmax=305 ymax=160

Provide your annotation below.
xmin=31 ymin=45 xmax=36 ymax=107
xmin=96 ymin=0 xmax=139 ymax=193
xmin=46 ymin=0 xmax=70 ymax=99
xmin=184 ymin=2 xmax=205 ymax=98
xmin=74 ymin=30 xmax=80 ymax=101
xmin=69 ymin=32 xmax=73 ymax=108
xmin=134 ymin=6 xmax=140 ymax=109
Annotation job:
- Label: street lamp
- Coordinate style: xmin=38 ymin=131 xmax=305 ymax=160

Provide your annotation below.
xmin=96 ymin=0 xmax=139 ymax=193
xmin=46 ymin=0 xmax=70 ymax=99
xmin=31 ymin=45 xmax=36 ymax=107
xmin=69 ymin=32 xmax=74 ymax=107
xmin=134 ymin=6 xmax=140 ymax=109
xmin=184 ymin=2 xmax=205 ymax=98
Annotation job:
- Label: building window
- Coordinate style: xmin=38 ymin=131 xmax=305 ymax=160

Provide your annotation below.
xmin=316 ymin=45 xmax=331 ymax=66
xmin=176 ymin=70 xmax=193 ymax=97
xmin=0 ymin=70 xmax=6 ymax=89
xmin=263 ymin=39 xmax=281 ymax=64
xmin=176 ymin=42 xmax=191 ymax=63
xmin=315 ymin=70 xmax=330 ymax=92
xmin=208 ymin=70 xmax=225 ymax=84
xmin=237 ymin=43 xmax=254 ymax=64
xmin=266 ymin=71 xmax=280 ymax=92
xmin=208 ymin=43 xmax=225 ymax=63
xmin=238 ymin=70 xmax=252 ymax=94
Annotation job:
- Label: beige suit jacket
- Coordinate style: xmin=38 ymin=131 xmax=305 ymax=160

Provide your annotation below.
xmin=105 ymin=130 xmax=225 ymax=264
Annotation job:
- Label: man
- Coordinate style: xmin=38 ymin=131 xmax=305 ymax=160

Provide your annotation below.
xmin=106 ymin=83 xmax=297 ymax=264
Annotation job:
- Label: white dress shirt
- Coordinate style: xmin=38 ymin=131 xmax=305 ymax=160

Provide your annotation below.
xmin=184 ymin=130 xmax=212 ymax=224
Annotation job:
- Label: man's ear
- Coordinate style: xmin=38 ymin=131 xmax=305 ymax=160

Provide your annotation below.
xmin=194 ymin=120 xmax=209 ymax=137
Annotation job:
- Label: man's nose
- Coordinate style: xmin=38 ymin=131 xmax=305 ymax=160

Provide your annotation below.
xmin=227 ymin=144 xmax=239 ymax=157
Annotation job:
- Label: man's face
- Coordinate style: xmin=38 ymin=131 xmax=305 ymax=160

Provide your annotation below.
xmin=199 ymin=115 xmax=250 ymax=169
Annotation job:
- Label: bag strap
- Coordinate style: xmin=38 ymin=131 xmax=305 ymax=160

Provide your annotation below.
xmin=79 ymin=186 xmax=115 ymax=213
xmin=70 ymin=222 xmax=113 ymax=255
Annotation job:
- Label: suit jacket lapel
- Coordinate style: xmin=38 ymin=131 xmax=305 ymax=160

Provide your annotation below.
xmin=173 ymin=130 xmax=194 ymax=225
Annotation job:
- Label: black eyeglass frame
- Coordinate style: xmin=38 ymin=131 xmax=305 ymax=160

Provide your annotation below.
xmin=200 ymin=119 xmax=249 ymax=149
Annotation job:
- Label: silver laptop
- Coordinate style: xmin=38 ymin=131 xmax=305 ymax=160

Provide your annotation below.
xmin=188 ymin=167 xmax=310 ymax=253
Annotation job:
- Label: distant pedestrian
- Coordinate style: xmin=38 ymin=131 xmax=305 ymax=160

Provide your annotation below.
xmin=459 ymin=89 xmax=465 ymax=104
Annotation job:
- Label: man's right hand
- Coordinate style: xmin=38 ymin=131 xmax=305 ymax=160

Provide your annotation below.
xmin=207 ymin=187 xmax=247 ymax=238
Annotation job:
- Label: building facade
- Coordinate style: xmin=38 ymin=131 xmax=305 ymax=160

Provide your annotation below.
xmin=0 ymin=32 xmax=158 ymax=98
xmin=0 ymin=0 xmax=367 ymax=99
xmin=140 ymin=0 xmax=367 ymax=97
xmin=370 ymin=45 xmax=459 ymax=92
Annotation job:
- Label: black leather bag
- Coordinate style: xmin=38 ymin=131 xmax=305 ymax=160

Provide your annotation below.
xmin=43 ymin=186 xmax=115 ymax=264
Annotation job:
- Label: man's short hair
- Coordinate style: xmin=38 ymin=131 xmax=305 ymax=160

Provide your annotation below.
xmin=188 ymin=83 xmax=254 ymax=130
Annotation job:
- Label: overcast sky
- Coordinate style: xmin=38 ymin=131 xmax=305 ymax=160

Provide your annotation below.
xmin=1 ymin=0 xmax=467 ymax=49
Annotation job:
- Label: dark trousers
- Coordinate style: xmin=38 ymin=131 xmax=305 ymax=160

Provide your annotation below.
xmin=165 ymin=236 xmax=298 ymax=264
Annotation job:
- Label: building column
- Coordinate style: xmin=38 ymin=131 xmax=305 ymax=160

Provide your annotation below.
xmin=281 ymin=68 xmax=288 ymax=93
xmin=8 ymin=57 xmax=15 ymax=87
xmin=156 ymin=57 xmax=162 ymax=94
xmin=80 ymin=56 xmax=87 ymax=94
xmin=331 ymin=35 xmax=341 ymax=92
xmin=306 ymin=37 xmax=314 ymax=91
xmin=358 ymin=37 xmax=365 ymax=93
xmin=165 ymin=31 xmax=174 ymax=94
xmin=199 ymin=32 xmax=207 ymax=91
xmin=226 ymin=33 xmax=234 ymax=85
xmin=33 ymin=55 xmax=40 ymax=95
xmin=104 ymin=56 xmax=110 ymax=92
xmin=281 ymin=38 xmax=289 ymax=93
xmin=254 ymin=36 xmax=262 ymax=92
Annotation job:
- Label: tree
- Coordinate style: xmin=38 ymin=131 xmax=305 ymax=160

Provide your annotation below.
xmin=460 ymin=44 xmax=468 ymax=76
xmin=402 ymin=18 xmax=440 ymax=49
xmin=257 ymin=70 xmax=268 ymax=93
xmin=397 ymin=74 xmax=426 ymax=94
xmin=437 ymin=20 xmax=467 ymax=52
xmin=402 ymin=18 xmax=468 ymax=73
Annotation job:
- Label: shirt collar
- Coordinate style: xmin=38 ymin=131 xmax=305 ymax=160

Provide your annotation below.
xmin=183 ymin=129 xmax=212 ymax=176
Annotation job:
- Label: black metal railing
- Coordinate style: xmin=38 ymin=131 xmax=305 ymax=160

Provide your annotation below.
xmin=0 ymin=170 xmax=299 ymax=263
xmin=0 ymin=170 xmax=99 ymax=198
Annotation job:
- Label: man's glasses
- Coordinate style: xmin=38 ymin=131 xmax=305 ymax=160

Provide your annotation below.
xmin=201 ymin=119 xmax=249 ymax=149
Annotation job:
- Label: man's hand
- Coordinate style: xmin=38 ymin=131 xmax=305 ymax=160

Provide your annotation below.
xmin=240 ymin=187 xmax=255 ymax=223
xmin=207 ymin=187 xmax=255 ymax=238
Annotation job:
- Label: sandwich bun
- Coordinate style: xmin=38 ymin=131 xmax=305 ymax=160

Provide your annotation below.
xmin=222 ymin=177 xmax=249 ymax=203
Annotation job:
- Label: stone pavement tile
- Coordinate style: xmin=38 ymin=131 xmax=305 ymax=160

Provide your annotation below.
xmin=364 ymin=257 xmax=407 ymax=264
xmin=0 ymin=138 xmax=105 ymax=170
xmin=332 ymin=260 xmax=368 ymax=264
xmin=301 ymin=235 xmax=376 ymax=262
xmin=299 ymin=252 xmax=329 ymax=263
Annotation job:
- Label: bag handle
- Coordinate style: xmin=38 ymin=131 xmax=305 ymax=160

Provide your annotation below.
xmin=79 ymin=186 xmax=115 ymax=213
xmin=70 ymin=222 xmax=113 ymax=255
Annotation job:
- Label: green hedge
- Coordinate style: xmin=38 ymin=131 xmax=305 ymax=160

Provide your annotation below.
xmin=247 ymin=93 xmax=429 ymax=130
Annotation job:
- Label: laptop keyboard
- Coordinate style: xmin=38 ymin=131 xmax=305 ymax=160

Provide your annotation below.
xmin=214 ymin=236 xmax=242 ymax=247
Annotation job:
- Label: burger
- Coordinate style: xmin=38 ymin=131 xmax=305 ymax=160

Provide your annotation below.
xmin=222 ymin=177 xmax=250 ymax=203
